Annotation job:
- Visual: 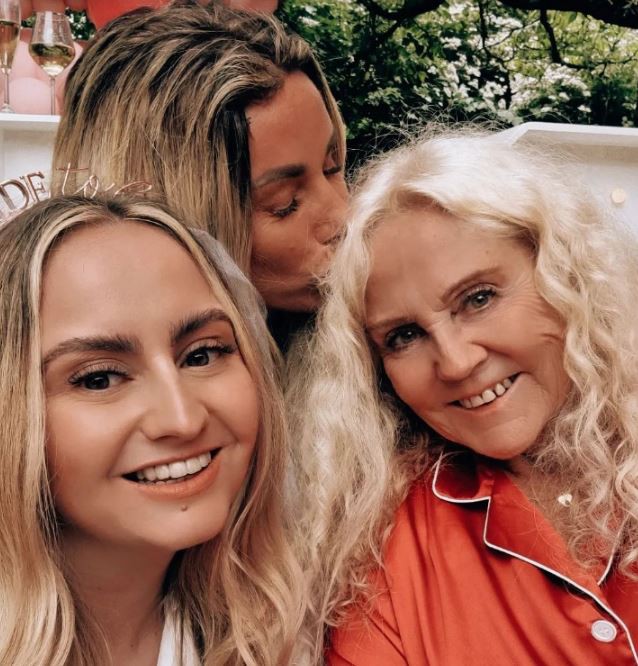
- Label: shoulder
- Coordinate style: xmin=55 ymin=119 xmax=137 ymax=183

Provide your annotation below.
xmin=384 ymin=475 xmax=432 ymax=561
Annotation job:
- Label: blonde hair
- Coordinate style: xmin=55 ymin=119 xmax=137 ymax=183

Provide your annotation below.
xmin=289 ymin=127 xmax=638 ymax=658
xmin=52 ymin=2 xmax=346 ymax=275
xmin=0 ymin=196 xmax=303 ymax=665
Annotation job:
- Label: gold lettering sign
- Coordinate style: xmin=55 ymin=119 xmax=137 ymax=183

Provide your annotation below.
xmin=0 ymin=165 xmax=153 ymax=225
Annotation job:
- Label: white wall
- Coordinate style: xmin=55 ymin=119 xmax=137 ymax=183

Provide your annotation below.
xmin=1 ymin=116 xmax=637 ymax=228
xmin=0 ymin=114 xmax=58 ymax=220
xmin=501 ymin=122 xmax=638 ymax=232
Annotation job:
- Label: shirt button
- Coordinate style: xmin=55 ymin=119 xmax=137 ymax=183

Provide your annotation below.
xmin=591 ymin=620 xmax=617 ymax=643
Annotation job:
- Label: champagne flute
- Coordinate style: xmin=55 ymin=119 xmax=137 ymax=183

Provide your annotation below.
xmin=0 ymin=0 xmax=20 ymax=113
xmin=29 ymin=12 xmax=74 ymax=115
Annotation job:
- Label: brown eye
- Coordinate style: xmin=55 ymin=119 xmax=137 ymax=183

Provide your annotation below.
xmin=70 ymin=369 xmax=125 ymax=390
xmin=181 ymin=343 xmax=235 ymax=368
xmin=185 ymin=349 xmax=211 ymax=367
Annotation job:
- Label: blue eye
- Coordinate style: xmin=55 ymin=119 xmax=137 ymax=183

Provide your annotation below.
xmin=385 ymin=324 xmax=425 ymax=351
xmin=464 ymin=287 xmax=496 ymax=310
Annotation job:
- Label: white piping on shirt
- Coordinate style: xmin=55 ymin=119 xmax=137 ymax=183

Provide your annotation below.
xmin=431 ymin=457 xmax=638 ymax=664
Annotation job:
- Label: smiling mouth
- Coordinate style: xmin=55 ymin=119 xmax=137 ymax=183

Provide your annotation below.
xmin=123 ymin=449 xmax=222 ymax=485
xmin=453 ymin=374 xmax=520 ymax=410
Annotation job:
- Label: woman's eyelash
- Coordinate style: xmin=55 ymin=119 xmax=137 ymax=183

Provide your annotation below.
xmin=182 ymin=342 xmax=236 ymax=366
xmin=272 ymin=198 xmax=299 ymax=218
xmin=384 ymin=324 xmax=425 ymax=350
xmin=69 ymin=366 xmax=125 ymax=388
xmin=462 ymin=286 xmax=497 ymax=310
xmin=324 ymin=164 xmax=343 ymax=176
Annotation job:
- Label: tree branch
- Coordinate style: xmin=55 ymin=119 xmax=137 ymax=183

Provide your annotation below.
xmin=357 ymin=0 xmax=445 ymax=21
xmin=500 ymin=0 xmax=638 ymax=30
xmin=539 ymin=8 xmax=561 ymax=63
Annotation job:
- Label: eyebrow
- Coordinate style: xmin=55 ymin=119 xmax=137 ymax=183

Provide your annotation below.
xmin=366 ymin=267 xmax=500 ymax=336
xmin=169 ymin=307 xmax=233 ymax=346
xmin=42 ymin=308 xmax=232 ymax=369
xmin=42 ymin=335 xmax=139 ymax=369
xmin=253 ymin=164 xmax=306 ymax=189
xmin=252 ymin=127 xmax=339 ymax=189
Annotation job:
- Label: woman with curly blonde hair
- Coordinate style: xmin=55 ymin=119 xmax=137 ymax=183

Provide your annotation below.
xmin=290 ymin=129 xmax=638 ymax=664
xmin=0 ymin=196 xmax=302 ymax=665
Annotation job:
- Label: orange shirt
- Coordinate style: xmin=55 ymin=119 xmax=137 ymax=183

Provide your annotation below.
xmin=329 ymin=455 xmax=638 ymax=665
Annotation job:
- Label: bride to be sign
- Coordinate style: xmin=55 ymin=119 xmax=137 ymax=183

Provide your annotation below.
xmin=0 ymin=165 xmax=152 ymax=224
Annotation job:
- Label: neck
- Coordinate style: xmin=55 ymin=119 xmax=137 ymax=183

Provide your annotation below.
xmin=62 ymin=529 xmax=173 ymax=662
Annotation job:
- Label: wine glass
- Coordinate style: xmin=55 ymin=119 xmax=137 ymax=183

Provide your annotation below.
xmin=29 ymin=11 xmax=74 ymax=115
xmin=0 ymin=0 xmax=20 ymax=113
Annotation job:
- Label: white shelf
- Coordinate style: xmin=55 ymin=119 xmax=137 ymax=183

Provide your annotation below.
xmin=0 ymin=112 xmax=60 ymax=131
xmin=501 ymin=122 xmax=638 ymax=148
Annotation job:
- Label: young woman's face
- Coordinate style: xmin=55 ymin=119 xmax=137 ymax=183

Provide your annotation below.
xmin=365 ymin=206 xmax=571 ymax=461
xmin=41 ymin=222 xmax=259 ymax=555
xmin=248 ymin=71 xmax=348 ymax=313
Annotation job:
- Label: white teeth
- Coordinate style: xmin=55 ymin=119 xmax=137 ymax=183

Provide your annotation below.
xmin=133 ymin=451 xmax=214 ymax=483
xmin=481 ymin=389 xmax=497 ymax=404
xmin=156 ymin=465 xmax=170 ymax=480
xmin=186 ymin=458 xmax=202 ymax=474
xmin=169 ymin=461 xmax=187 ymax=479
xmin=470 ymin=395 xmax=484 ymax=408
xmin=459 ymin=376 xmax=516 ymax=410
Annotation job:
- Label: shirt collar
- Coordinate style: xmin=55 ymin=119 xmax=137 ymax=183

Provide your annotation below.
xmin=431 ymin=451 xmax=612 ymax=594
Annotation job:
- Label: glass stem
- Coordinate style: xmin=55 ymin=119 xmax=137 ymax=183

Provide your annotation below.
xmin=49 ymin=76 xmax=56 ymax=115
xmin=3 ymin=69 xmax=10 ymax=110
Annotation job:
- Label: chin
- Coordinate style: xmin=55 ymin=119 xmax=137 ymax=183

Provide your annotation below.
xmin=463 ymin=438 xmax=533 ymax=461
xmin=266 ymin=289 xmax=321 ymax=313
xmin=142 ymin=507 xmax=232 ymax=554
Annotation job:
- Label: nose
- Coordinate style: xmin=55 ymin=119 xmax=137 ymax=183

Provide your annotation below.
xmin=140 ymin=371 xmax=208 ymax=443
xmin=433 ymin=326 xmax=487 ymax=383
xmin=315 ymin=174 xmax=348 ymax=246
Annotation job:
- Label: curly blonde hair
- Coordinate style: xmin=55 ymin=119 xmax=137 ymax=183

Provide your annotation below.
xmin=288 ymin=128 xmax=638 ymax=660
xmin=0 ymin=196 xmax=303 ymax=665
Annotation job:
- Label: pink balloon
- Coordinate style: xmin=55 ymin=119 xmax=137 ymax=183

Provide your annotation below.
xmin=87 ymin=0 xmax=165 ymax=29
xmin=86 ymin=0 xmax=277 ymax=29
xmin=3 ymin=76 xmax=51 ymax=114
xmin=226 ymin=0 xmax=278 ymax=10
xmin=32 ymin=0 xmax=67 ymax=12
xmin=21 ymin=0 xmax=87 ymax=17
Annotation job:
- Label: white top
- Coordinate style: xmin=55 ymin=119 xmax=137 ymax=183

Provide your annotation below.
xmin=157 ymin=613 xmax=200 ymax=666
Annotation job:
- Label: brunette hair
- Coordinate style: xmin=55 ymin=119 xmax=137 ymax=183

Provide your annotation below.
xmin=52 ymin=1 xmax=346 ymax=274
xmin=0 ymin=196 xmax=302 ymax=665
xmin=289 ymin=128 xmax=638 ymax=659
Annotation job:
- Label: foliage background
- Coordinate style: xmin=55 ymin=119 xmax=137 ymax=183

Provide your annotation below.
xmin=278 ymin=1 xmax=638 ymax=165
xmin=59 ymin=1 xmax=638 ymax=167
